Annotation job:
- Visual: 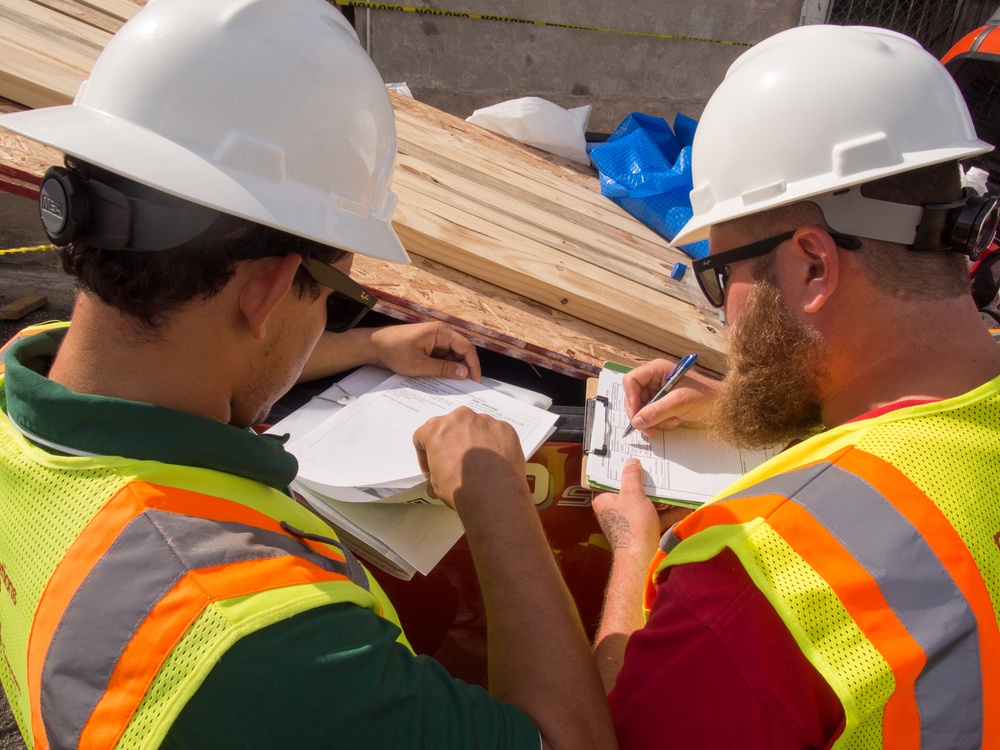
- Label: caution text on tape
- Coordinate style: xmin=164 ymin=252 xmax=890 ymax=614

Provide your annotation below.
xmin=335 ymin=1 xmax=752 ymax=47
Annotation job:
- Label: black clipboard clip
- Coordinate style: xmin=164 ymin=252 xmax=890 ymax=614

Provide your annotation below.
xmin=583 ymin=394 xmax=609 ymax=456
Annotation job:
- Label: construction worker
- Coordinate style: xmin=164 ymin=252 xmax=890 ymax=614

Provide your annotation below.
xmin=0 ymin=0 xmax=615 ymax=748
xmin=592 ymin=25 xmax=1000 ymax=749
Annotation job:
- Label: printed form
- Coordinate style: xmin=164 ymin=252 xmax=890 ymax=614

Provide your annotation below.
xmin=587 ymin=367 xmax=777 ymax=506
xmin=288 ymin=373 xmax=559 ymax=500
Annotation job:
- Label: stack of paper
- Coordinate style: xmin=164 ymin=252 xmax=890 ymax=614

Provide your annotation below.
xmin=269 ymin=367 xmax=557 ymax=579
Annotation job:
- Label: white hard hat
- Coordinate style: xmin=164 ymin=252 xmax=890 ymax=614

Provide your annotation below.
xmin=672 ymin=25 xmax=993 ymax=246
xmin=0 ymin=0 xmax=409 ymax=263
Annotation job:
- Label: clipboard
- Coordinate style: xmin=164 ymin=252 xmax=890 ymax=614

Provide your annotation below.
xmin=581 ymin=361 xmax=631 ymax=492
xmin=580 ymin=361 xmax=779 ymax=507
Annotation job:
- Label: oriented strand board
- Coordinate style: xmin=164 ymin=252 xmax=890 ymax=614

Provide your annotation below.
xmin=351 ymin=254 xmax=682 ymax=378
xmin=0 ymin=96 xmax=62 ymax=197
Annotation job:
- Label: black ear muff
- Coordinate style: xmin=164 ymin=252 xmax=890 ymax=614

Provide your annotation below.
xmin=37 ymin=166 xmax=219 ymax=251
xmin=951 ymin=194 xmax=1000 ymax=260
xmin=38 ymin=167 xmax=89 ymax=246
xmin=913 ymin=192 xmax=1000 ymax=260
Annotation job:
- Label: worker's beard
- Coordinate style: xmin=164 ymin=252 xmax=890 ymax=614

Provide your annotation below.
xmin=707 ymin=280 xmax=827 ymax=450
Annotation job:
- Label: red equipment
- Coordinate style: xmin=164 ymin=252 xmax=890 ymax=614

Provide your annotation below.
xmin=944 ymin=16 xmax=1000 ymax=311
xmin=943 ymin=10 xmax=1000 ymax=189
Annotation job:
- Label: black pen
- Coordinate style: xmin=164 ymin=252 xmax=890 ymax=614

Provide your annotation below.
xmin=622 ymin=353 xmax=698 ymax=438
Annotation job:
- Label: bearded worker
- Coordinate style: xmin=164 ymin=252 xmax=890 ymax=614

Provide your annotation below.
xmin=591 ymin=25 xmax=1000 ymax=750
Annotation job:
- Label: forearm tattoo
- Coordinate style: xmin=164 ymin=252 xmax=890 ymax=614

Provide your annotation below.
xmin=599 ymin=509 xmax=633 ymax=550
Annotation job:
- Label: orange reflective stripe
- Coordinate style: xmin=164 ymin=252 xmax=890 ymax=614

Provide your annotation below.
xmin=764 ymin=499 xmax=923 ymax=748
xmin=834 ymin=449 xmax=1000 ymax=747
xmin=643 ymin=549 xmax=666 ymax=611
xmin=28 ymin=481 xmax=350 ymax=748
xmin=78 ymin=556 xmax=352 ymax=749
xmin=655 ymin=445 xmax=995 ymax=748
xmin=28 ymin=483 xmax=158 ymax=750
xmin=643 ymin=493 xmax=787 ymax=611
xmin=656 ymin=487 xmax=924 ymax=743
xmin=673 ymin=491 xmax=787 ymax=539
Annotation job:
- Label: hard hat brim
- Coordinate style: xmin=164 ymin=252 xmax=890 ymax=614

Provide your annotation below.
xmin=0 ymin=105 xmax=411 ymax=264
xmin=670 ymin=140 xmax=994 ymax=248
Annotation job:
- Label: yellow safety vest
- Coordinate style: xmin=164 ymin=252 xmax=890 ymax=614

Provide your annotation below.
xmin=646 ymin=378 xmax=1000 ymax=749
xmin=0 ymin=325 xmax=404 ymax=750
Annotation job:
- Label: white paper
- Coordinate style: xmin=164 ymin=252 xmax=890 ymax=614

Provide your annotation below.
xmin=267 ymin=366 xmax=557 ymax=577
xmin=587 ymin=367 xmax=778 ymax=505
xmin=288 ymin=372 xmax=559 ymax=492
xmin=294 ymin=483 xmax=463 ymax=577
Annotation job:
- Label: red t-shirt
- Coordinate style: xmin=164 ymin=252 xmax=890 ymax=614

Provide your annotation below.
xmin=609 ymin=400 xmax=940 ymax=749
xmin=609 ymin=550 xmax=844 ymax=749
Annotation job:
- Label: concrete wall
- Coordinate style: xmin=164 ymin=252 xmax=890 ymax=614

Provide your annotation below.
xmin=351 ymin=0 xmax=804 ymax=134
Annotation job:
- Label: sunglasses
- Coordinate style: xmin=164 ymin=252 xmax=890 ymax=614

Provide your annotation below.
xmin=299 ymin=256 xmax=377 ymax=332
xmin=692 ymin=230 xmax=862 ymax=308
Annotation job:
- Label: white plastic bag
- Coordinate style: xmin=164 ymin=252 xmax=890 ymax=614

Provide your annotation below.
xmin=466 ymin=96 xmax=592 ymax=165
xmin=385 ymin=82 xmax=413 ymax=98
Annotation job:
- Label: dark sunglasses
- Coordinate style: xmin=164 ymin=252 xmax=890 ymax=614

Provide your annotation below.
xmin=299 ymin=256 xmax=377 ymax=332
xmin=692 ymin=230 xmax=862 ymax=308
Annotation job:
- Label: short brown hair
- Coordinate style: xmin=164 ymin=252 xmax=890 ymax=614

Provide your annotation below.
xmin=730 ymin=161 xmax=970 ymax=299
xmin=57 ymin=160 xmax=346 ymax=328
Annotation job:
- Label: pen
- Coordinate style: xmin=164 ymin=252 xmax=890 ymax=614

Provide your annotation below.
xmin=622 ymin=353 xmax=698 ymax=438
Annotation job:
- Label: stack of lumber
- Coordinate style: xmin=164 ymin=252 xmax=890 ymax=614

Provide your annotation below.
xmin=0 ymin=0 xmax=728 ymax=375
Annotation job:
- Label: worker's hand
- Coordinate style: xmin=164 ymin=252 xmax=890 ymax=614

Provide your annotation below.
xmin=413 ymin=406 xmax=530 ymax=512
xmin=624 ymin=358 xmax=720 ymax=435
xmin=371 ymin=322 xmax=482 ymax=382
xmin=592 ymin=459 xmax=662 ymax=563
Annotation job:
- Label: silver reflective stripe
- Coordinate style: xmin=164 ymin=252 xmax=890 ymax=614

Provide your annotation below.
xmin=659 ymin=526 xmax=681 ymax=554
xmin=279 ymin=521 xmax=369 ymax=592
xmin=41 ymin=510 xmax=362 ymax=750
xmin=724 ymin=463 xmax=983 ymax=749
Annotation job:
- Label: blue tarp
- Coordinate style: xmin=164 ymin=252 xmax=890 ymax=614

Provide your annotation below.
xmin=589 ymin=112 xmax=708 ymax=259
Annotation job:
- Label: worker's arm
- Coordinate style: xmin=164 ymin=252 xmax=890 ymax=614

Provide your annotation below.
xmin=413 ymin=408 xmax=617 ymax=750
xmin=592 ymin=460 xmax=690 ymax=693
xmin=297 ymin=321 xmax=482 ymax=383
xmin=623 ymin=358 xmax=721 ymax=434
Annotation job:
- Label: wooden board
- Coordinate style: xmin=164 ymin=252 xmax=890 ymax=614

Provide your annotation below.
xmin=390 ymin=194 xmax=725 ymax=372
xmin=0 ymin=0 xmax=115 ymax=108
xmin=391 ymin=152 xmax=678 ymax=299
xmin=0 ymin=0 xmax=729 ymax=377
xmin=75 ymin=0 xmax=141 ymax=23
xmin=29 ymin=0 xmax=125 ymax=34
xmin=385 ymin=91 xmax=727 ymax=370
xmin=351 ymin=254 xmax=678 ymax=378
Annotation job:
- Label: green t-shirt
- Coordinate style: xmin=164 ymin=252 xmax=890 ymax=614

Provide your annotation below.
xmin=2 ymin=327 xmax=539 ymax=749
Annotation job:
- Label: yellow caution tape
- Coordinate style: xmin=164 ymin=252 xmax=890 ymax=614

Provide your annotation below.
xmin=0 ymin=245 xmax=54 ymax=257
xmin=334 ymin=1 xmax=752 ymax=47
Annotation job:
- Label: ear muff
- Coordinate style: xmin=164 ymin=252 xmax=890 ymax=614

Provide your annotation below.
xmin=35 ymin=166 xmax=220 ymax=252
xmin=952 ymin=194 xmax=1000 ymax=260
xmin=913 ymin=192 xmax=1000 ymax=260
xmin=38 ymin=166 xmax=89 ymax=246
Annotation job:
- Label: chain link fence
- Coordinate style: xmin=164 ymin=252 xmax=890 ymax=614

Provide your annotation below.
xmin=825 ymin=0 xmax=996 ymax=56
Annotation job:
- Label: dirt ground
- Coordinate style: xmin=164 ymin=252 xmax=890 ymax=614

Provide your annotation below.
xmin=0 ymin=191 xmax=75 ymax=341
